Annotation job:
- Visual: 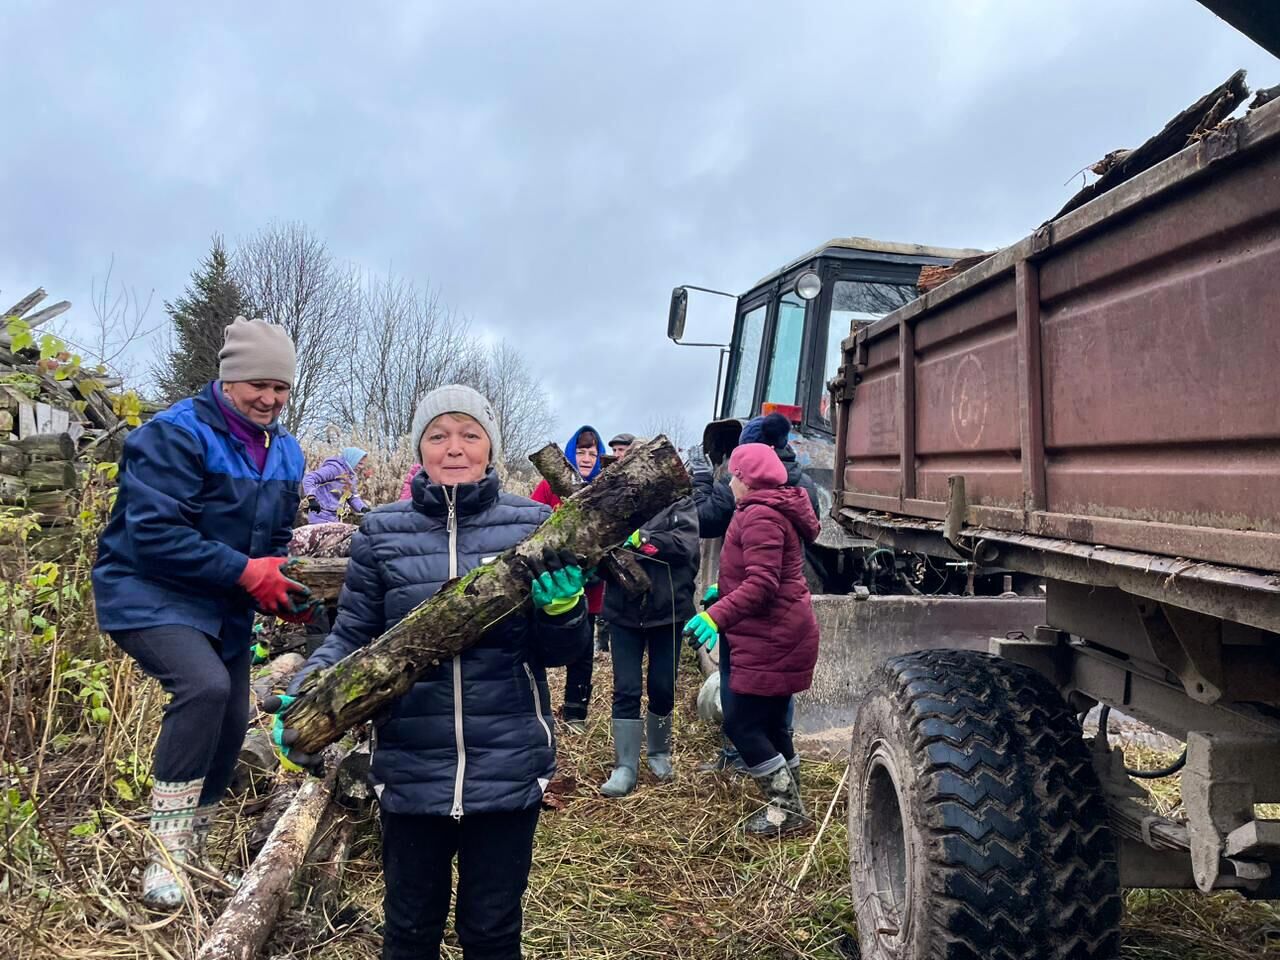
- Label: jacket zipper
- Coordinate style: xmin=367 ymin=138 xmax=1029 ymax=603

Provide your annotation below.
xmin=445 ymin=487 xmax=466 ymax=820
xmin=523 ymin=663 xmax=553 ymax=748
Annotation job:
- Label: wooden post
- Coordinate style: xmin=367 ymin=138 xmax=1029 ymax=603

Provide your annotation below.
xmin=284 ymin=436 xmax=690 ymax=754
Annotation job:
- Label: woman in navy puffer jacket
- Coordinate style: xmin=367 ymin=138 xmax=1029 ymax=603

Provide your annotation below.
xmin=287 ymin=384 xmax=591 ymax=960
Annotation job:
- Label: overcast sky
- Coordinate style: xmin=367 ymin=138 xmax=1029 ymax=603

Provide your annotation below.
xmin=2 ymin=1 xmax=1273 ymax=446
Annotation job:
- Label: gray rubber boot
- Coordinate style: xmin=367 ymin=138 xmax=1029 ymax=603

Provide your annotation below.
xmin=744 ymin=759 xmax=811 ymax=836
xmin=645 ymin=712 xmax=674 ymax=781
xmin=600 ymin=719 xmax=642 ymax=797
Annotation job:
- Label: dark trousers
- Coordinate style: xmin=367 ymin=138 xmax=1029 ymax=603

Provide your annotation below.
xmin=562 ymin=613 xmax=595 ymax=721
xmin=111 ymin=625 xmax=251 ymax=806
xmin=719 ymin=641 xmax=795 ymax=769
xmin=609 ymin=622 xmax=679 ymax=719
xmin=381 ymin=807 xmax=540 ymax=960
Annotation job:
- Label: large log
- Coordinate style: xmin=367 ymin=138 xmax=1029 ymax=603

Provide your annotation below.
xmin=528 ymin=441 xmax=652 ymax=598
xmin=284 ymin=436 xmax=690 ymax=753
xmin=1052 ymin=70 xmax=1249 ymax=221
xmin=196 ymin=761 xmax=341 ymax=960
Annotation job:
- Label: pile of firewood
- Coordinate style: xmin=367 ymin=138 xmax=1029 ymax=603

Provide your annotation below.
xmin=1 ymin=287 xmax=159 ymax=559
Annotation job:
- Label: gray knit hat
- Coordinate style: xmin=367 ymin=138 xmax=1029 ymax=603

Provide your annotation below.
xmin=410 ymin=384 xmax=501 ymax=465
xmin=218 ymin=316 xmax=297 ymax=386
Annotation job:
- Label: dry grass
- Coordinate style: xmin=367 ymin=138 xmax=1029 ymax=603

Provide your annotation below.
xmin=7 ymin=653 xmax=1280 ymax=959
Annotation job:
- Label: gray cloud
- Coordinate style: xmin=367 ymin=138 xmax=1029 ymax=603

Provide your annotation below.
xmin=2 ymin=1 xmax=1273 ymax=444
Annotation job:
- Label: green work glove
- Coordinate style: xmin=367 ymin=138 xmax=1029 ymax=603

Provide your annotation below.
xmin=683 ymin=612 xmax=719 ymax=652
xmin=261 ymin=694 xmax=322 ymax=774
xmin=525 ymin=546 xmax=587 ymax=616
xmin=252 ymin=641 xmax=270 ymax=665
xmin=626 ymin=530 xmax=643 ymax=548
xmin=701 ymin=583 xmax=719 ymax=607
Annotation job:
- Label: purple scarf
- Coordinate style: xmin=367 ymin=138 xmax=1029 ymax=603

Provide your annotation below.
xmin=213 ymin=382 xmax=271 ymax=473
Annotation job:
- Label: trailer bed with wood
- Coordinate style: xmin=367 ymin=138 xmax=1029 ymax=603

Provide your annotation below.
xmin=829 ymin=91 xmax=1280 ymax=959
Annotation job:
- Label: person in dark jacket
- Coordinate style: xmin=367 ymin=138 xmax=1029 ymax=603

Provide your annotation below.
xmin=690 ymin=412 xmax=819 ymax=539
xmin=598 ymin=493 xmax=700 ymax=797
xmin=530 ymin=425 xmax=607 ymax=731
xmin=93 ymin=317 xmax=311 ymax=909
xmin=274 ymin=384 xmax=591 ymax=960
xmin=685 ymin=443 xmax=821 ymax=836
xmin=303 ymin=446 xmax=370 ymax=523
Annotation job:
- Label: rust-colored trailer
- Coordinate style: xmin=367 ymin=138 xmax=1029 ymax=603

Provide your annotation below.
xmin=833 ymin=98 xmax=1280 ymax=959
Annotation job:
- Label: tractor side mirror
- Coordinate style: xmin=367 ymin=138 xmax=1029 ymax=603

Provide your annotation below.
xmin=667 ymin=287 xmax=688 ymax=342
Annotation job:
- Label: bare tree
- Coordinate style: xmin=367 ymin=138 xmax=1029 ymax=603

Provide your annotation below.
xmin=331 ymin=272 xmax=482 ymax=444
xmin=234 ymin=222 xmax=360 ymax=434
xmin=462 ymin=338 xmax=553 ymax=465
xmin=89 ymin=256 xmax=160 ymax=382
xmin=642 ymin=413 xmax=690 ymax=452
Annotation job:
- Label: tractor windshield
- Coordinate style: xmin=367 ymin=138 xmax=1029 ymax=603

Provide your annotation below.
xmin=816 ymin=279 xmax=917 ymax=427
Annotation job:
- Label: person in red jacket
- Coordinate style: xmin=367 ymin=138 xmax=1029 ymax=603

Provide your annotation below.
xmin=684 ymin=442 xmax=820 ymax=835
xmin=530 ymin=425 xmax=606 ymax=731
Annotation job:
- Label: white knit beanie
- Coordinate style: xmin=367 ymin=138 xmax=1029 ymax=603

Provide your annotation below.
xmin=409 ymin=384 xmax=502 ymax=465
xmin=218 ymin=316 xmax=297 ymax=386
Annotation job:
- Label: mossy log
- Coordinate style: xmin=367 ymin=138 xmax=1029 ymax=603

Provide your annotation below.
xmin=284 ymin=436 xmax=690 ymax=754
xmin=528 ymin=442 xmax=652 ymax=598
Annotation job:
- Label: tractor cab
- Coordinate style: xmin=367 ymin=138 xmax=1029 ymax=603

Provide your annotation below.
xmin=670 ymin=237 xmax=985 ymax=486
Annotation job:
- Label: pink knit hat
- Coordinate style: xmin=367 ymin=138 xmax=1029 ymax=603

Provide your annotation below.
xmin=729 ymin=442 xmax=787 ymax=490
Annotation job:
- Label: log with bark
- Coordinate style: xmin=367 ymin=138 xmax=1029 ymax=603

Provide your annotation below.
xmin=528 ymin=442 xmax=652 ymax=598
xmin=281 ymin=436 xmax=690 ymax=754
xmin=287 ymin=557 xmax=349 ymax=604
xmin=1052 ymin=69 xmax=1250 ymax=221
xmin=15 ymin=431 xmax=75 ymax=461
xmin=196 ymin=758 xmax=342 ymax=960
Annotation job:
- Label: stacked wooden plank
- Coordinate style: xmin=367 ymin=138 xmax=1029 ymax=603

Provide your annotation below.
xmin=1 ymin=288 xmax=158 ymax=559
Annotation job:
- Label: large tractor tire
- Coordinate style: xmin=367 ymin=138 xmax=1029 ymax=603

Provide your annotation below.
xmin=848 ymin=649 xmax=1120 ymax=960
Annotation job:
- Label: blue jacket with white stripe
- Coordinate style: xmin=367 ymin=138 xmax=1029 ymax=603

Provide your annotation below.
xmin=291 ymin=467 xmax=591 ymax=817
xmin=93 ymin=382 xmax=305 ymax=659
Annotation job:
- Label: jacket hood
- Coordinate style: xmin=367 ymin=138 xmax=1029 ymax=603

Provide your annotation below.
xmin=564 ymin=424 xmax=606 ymax=481
xmin=776 ymin=444 xmax=804 ymax=486
xmin=738 ymin=485 xmax=821 ymax=543
xmin=341 ymin=446 xmax=367 ymax=470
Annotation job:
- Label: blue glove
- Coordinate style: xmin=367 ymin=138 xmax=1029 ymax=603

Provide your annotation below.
xmin=261 ymin=694 xmax=322 ymax=774
xmin=701 ymin=583 xmax=719 ymax=607
xmin=525 ymin=546 xmax=587 ymax=616
xmin=683 ymin=612 xmax=719 ymax=652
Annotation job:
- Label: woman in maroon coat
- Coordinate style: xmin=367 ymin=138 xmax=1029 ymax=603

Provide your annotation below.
xmin=684 ymin=442 xmax=820 ymax=835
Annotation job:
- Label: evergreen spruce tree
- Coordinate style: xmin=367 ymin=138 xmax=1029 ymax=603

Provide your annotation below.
xmin=152 ymin=236 xmax=249 ymax=403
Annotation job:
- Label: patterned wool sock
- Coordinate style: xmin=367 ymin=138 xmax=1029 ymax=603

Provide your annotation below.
xmin=141 ymin=778 xmax=203 ymax=909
